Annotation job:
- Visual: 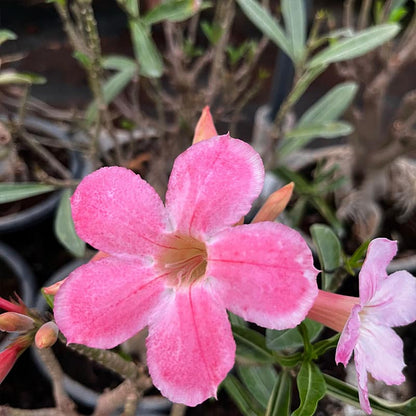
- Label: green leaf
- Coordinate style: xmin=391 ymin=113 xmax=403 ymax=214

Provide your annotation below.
xmin=238 ymin=365 xmax=279 ymax=409
xmin=0 ymin=71 xmax=46 ymax=85
xmin=236 ymin=0 xmax=291 ymax=57
xmin=41 ymin=288 xmax=55 ymax=310
xmin=102 ymin=55 xmax=137 ymax=71
xmin=73 ymin=51 xmax=92 ymax=69
xmin=233 ymin=325 xmax=276 ymax=364
xmin=222 ymin=374 xmax=263 ymax=416
xmin=280 ymin=121 xmax=353 ymax=158
xmin=86 ymin=64 xmax=137 ymax=122
xmin=54 ymin=189 xmax=86 ymax=257
xmin=0 ymin=29 xmax=17 ymax=45
xmin=308 ymin=23 xmax=400 ymax=68
xmin=324 ymin=373 xmax=416 ymax=415
xmin=310 ymin=224 xmax=342 ymax=291
xmin=143 ymin=0 xmax=211 ymax=25
xmin=266 ymin=319 xmax=323 ymax=352
xmin=298 ymin=82 xmax=358 ymax=127
xmin=129 ymin=19 xmax=163 ymax=78
xmin=265 ymin=370 xmax=292 ymax=416
xmin=201 ymin=21 xmax=223 ymax=45
xmin=281 ymin=0 xmax=306 ymax=65
xmin=347 ymin=240 xmax=370 ymax=270
xmin=0 ymin=183 xmax=56 ymax=204
xmin=292 ymin=361 xmax=326 ymax=416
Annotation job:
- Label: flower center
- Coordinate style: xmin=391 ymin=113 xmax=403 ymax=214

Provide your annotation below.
xmin=157 ymin=234 xmax=207 ymax=288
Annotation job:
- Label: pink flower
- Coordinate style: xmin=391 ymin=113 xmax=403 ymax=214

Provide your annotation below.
xmin=54 ymin=134 xmax=318 ymax=406
xmin=308 ymin=238 xmax=416 ymax=414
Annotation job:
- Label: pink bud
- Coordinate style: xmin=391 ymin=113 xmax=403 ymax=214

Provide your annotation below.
xmin=0 ymin=296 xmax=27 ymax=314
xmin=35 ymin=321 xmax=59 ymax=349
xmin=192 ymin=106 xmax=218 ymax=144
xmin=0 ymin=312 xmax=35 ymax=332
xmin=0 ymin=338 xmax=31 ymax=384
xmin=43 ymin=279 xmax=66 ymax=296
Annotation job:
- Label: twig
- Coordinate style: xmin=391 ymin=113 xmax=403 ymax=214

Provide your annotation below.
xmin=17 ymin=85 xmax=30 ymax=127
xmin=357 ymin=0 xmax=372 ymax=30
xmin=170 ymin=403 xmax=187 ymax=416
xmin=343 ymin=0 xmax=355 ymax=29
xmin=16 ymin=129 xmax=72 ymax=179
xmin=37 ymin=348 xmax=77 ymax=415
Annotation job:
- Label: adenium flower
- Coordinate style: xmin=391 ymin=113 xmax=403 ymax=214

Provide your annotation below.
xmin=54 ymin=119 xmax=318 ymax=406
xmin=308 ymin=238 xmax=416 ymax=414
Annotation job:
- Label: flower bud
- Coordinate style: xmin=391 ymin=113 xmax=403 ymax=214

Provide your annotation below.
xmin=43 ymin=279 xmax=66 ymax=296
xmin=0 ymin=312 xmax=35 ymax=332
xmin=35 ymin=321 xmax=59 ymax=349
xmin=252 ymin=182 xmax=294 ymax=223
xmin=192 ymin=106 xmax=218 ymax=144
xmin=0 ymin=296 xmax=27 ymax=314
xmin=0 ymin=337 xmax=31 ymax=384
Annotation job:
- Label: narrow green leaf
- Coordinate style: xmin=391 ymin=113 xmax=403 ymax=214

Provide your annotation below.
xmin=73 ymin=51 xmax=92 ymax=69
xmin=102 ymin=55 xmax=137 ymax=71
xmin=347 ymin=240 xmax=370 ymax=270
xmin=0 ymin=71 xmax=46 ymax=85
xmin=201 ymin=21 xmax=223 ymax=45
xmin=308 ymin=23 xmax=400 ymax=68
xmin=238 ymin=365 xmax=279 ymax=409
xmin=298 ymin=83 xmax=358 ymax=127
xmin=233 ymin=325 xmax=275 ymax=364
xmin=324 ymin=373 xmax=416 ymax=416
xmin=129 ymin=19 xmax=163 ymax=78
xmin=282 ymin=0 xmax=306 ymax=64
xmin=280 ymin=121 xmax=353 ymax=158
xmin=222 ymin=374 xmax=262 ymax=416
xmin=236 ymin=0 xmax=291 ymax=57
xmin=55 ymin=189 xmax=86 ymax=257
xmin=311 ymin=196 xmax=344 ymax=237
xmin=310 ymin=224 xmax=342 ymax=291
xmin=266 ymin=319 xmax=323 ymax=352
xmin=143 ymin=0 xmax=210 ymax=25
xmin=0 ymin=183 xmax=56 ymax=204
xmin=292 ymin=361 xmax=326 ymax=416
xmin=86 ymin=65 xmax=137 ymax=122
xmin=265 ymin=370 xmax=292 ymax=416
xmin=0 ymin=29 xmax=17 ymax=45
xmin=41 ymin=288 xmax=55 ymax=310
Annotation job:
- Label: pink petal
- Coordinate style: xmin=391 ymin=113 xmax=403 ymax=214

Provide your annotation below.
xmin=366 ymin=270 xmax=416 ymax=327
xmin=357 ymin=319 xmax=405 ymax=385
xmin=353 ymin=344 xmax=372 ymax=414
xmin=335 ymin=304 xmax=361 ymax=366
xmin=207 ymin=222 xmax=318 ymax=329
xmin=359 ymin=238 xmax=397 ymax=304
xmin=146 ymin=284 xmax=235 ymax=406
xmin=71 ymin=167 xmax=169 ymax=258
xmin=165 ymin=135 xmax=264 ymax=238
xmin=54 ymin=257 xmax=165 ymax=349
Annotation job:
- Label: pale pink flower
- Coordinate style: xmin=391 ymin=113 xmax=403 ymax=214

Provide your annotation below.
xmin=308 ymin=238 xmax=416 ymax=414
xmin=54 ymin=134 xmax=318 ymax=406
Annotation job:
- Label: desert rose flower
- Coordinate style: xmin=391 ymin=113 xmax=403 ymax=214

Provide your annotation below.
xmin=308 ymin=238 xmax=416 ymax=414
xmin=54 ymin=133 xmax=318 ymax=406
xmin=0 ymin=338 xmax=31 ymax=383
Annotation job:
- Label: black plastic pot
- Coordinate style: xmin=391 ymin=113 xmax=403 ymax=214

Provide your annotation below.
xmin=0 ymin=241 xmax=36 ymax=350
xmin=0 ymin=117 xmax=89 ymax=234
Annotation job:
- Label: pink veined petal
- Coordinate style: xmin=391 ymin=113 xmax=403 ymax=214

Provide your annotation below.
xmin=335 ymin=304 xmax=361 ymax=366
xmin=146 ymin=284 xmax=235 ymax=406
xmin=365 ymin=270 xmax=416 ymax=327
xmin=206 ymin=222 xmax=318 ymax=330
xmin=165 ymin=135 xmax=264 ymax=239
xmin=359 ymin=238 xmax=397 ymax=304
xmin=356 ymin=319 xmax=405 ymax=386
xmin=71 ymin=167 xmax=169 ymax=258
xmin=353 ymin=344 xmax=372 ymax=414
xmin=54 ymin=257 xmax=165 ymax=349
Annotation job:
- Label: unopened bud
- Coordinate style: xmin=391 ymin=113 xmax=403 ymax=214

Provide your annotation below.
xmin=0 ymin=312 xmax=34 ymax=332
xmin=192 ymin=106 xmax=218 ymax=144
xmin=43 ymin=279 xmax=66 ymax=296
xmin=35 ymin=321 xmax=59 ymax=349
xmin=252 ymin=182 xmax=294 ymax=223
